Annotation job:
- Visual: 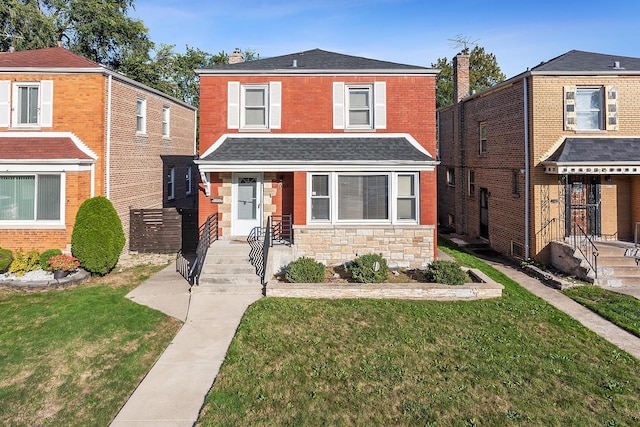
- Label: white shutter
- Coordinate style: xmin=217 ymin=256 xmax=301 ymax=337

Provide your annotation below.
xmin=227 ymin=81 xmax=240 ymax=129
xmin=605 ymin=85 xmax=618 ymax=131
xmin=333 ymin=82 xmax=345 ymax=129
xmin=40 ymin=80 xmax=53 ymax=127
xmin=269 ymin=81 xmax=281 ymax=129
xmin=374 ymin=81 xmax=387 ymax=129
xmin=563 ymin=86 xmax=576 ymax=131
xmin=0 ymin=81 xmax=9 ymax=127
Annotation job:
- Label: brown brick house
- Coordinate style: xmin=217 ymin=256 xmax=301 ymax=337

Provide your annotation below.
xmin=0 ymin=47 xmax=197 ymax=252
xmin=438 ymin=50 xmax=640 ymax=264
xmin=195 ymin=49 xmax=439 ymax=267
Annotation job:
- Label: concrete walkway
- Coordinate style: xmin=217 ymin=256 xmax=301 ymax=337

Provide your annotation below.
xmin=110 ymin=265 xmax=260 ymax=427
xmin=111 ymin=250 xmax=640 ymax=426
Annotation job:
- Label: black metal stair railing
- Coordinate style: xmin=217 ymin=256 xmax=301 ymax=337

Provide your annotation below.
xmin=176 ymin=212 xmax=218 ymax=286
xmin=247 ymin=215 xmax=293 ymax=285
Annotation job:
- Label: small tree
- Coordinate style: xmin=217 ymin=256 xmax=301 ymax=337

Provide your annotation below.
xmin=71 ymin=196 xmax=125 ymax=275
xmin=347 ymin=254 xmax=388 ymax=283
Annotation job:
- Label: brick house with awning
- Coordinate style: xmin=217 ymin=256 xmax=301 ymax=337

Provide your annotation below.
xmin=0 ymin=47 xmax=197 ymax=252
xmin=438 ymin=50 xmax=640 ymax=266
xmin=195 ymin=49 xmax=439 ymax=267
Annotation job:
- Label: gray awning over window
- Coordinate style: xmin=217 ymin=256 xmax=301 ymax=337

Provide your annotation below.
xmin=542 ymin=137 xmax=640 ymax=175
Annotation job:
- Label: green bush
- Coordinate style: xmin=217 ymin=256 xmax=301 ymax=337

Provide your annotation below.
xmin=0 ymin=248 xmax=12 ymax=273
xmin=424 ymin=260 xmax=467 ymax=285
xmin=71 ymin=196 xmax=125 ymax=275
xmin=285 ymin=257 xmax=325 ymax=283
xmin=347 ymin=254 xmax=388 ymax=283
xmin=40 ymin=249 xmax=63 ymax=271
xmin=9 ymin=249 xmax=40 ymax=277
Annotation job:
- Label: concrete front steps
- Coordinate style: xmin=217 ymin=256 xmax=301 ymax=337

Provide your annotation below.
xmin=595 ymin=242 xmax=640 ymax=287
xmin=194 ymin=240 xmax=263 ymax=295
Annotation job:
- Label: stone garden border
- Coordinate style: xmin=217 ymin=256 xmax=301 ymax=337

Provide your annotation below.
xmin=0 ymin=269 xmax=90 ymax=289
xmin=266 ymin=268 xmax=503 ymax=300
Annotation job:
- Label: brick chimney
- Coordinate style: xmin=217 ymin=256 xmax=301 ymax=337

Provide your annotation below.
xmin=228 ymin=48 xmax=244 ymax=64
xmin=453 ymin=53 xmax=470 ymax=103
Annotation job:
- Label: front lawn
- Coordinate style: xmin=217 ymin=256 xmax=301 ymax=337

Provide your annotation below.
xmin=563 ymin=285 xmax=640 ymax=338
xmin=0 ymin=264 xmax=182 ymax=427
xmin=197 ymin=240 xmax=640 ymax=426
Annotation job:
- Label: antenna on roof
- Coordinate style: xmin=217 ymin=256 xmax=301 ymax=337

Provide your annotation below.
xmin=448 ymin=34 xmax=478 ymax=54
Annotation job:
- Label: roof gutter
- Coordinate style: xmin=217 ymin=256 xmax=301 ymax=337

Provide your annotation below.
xmin=105 ymin=74 xmax=112 ymax=199
xmin=195 ymin=68 xmax=439 ymax=76
xmin=524 ymin=77 xmax=530 ymax=260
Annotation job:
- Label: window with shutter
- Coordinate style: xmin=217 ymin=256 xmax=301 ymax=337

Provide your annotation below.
xmin=564 ymin=86 xmax=577 ymax=131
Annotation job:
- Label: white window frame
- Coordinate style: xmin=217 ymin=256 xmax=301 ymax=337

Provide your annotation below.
xmin=241 ymin=84 xmax=269 ymax=129
xmin=395 ymin=173 xmax=418 ymax=222
xmin=162 ymin=105 xmax=170 ymax=137
xmin=310 ymin=174 xmax=331 ymax=222
xmin=167 ymin=167 xmax=175 ymax=200
xmin=574 ymin=87 xmax=603 ymax=131
xmin=136 ymin=98 xmax=147 ymax=134
xmin=346 ymin=85 xmax=373 ymax=129
xmin=333 ymin=82 xmax=386 ymax=130
xmin=479 ymin=121 xmax=487 ymax=154
xmin=0 ymin=172 xmax=65 ymax=226
xmin=307 ymin=172 xmax=419 ymax=225
xmin=185 ymin=167 xmax=192 ymax=195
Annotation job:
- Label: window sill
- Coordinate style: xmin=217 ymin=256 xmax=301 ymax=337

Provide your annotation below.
xmin=9 ymin=126 xmax=41 ymax=131
xmin=239 ymin=128 xmax=270 ymax=133
xmin=162 ymin=136 xmax=171 ymax=141
xmin=572 ymin=129 xmax=607 ymax=134
xmin=344 ymin=128 xmax=376 ymax=133
xmin=512 ymin=194 xmax=521 ymax=198
xmin=136 ymin=132 xmax=148 ymax=137
xmin=0 ymin=223 xmax=65 ymax=229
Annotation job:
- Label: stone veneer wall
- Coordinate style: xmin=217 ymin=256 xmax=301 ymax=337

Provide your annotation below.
xmin=293 ymin=225 xmax=435 ymax=268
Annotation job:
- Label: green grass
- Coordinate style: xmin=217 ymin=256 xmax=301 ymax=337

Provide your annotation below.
xmin=0 ymin=264 xmax=182 ymax=427
xmin=563 ymin=285 xmax=640 ymax=338
xmin=197 ymin=239 xmax=640 ymax=426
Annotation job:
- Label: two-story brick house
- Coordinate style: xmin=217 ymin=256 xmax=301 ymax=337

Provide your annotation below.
xmin=195 ymin=49 xmax=439 ymax=267
xmin=438 ymin=50 xmax=640 ymax=265
xmin=0 ymin=47 xmax=197 ymax=252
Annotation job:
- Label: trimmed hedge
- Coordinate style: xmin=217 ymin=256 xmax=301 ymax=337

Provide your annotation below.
xmin=40 ymin=249 xmax=63 ymax=271
xmin=71 ymin=196 xmax=125 ymax=275
xmin=347 ymin=254 xmax=388 ymax=283
xmin=9 ymin=249 xmax=40 ymax=276
xmin=424 ymin=260 xmax=467 ymax=285
xmin=285 ymin=257 xmax=325 ymax=283
xmin=0 ymin=248 xmax=12 ymax=273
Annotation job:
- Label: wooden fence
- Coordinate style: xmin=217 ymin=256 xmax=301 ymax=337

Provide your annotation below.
xmin=129 ymin=208 xmax=198 ymax=253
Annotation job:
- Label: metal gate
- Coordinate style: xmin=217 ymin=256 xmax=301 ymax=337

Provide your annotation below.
xmin=565 ymin=175 xmax=601 ymax=237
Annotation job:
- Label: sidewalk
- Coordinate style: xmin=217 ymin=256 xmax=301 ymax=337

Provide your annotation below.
xmin=110 ymin=265 xmax=261 ymax=427
xmin=112 ymin=249 xmax=640 ymax=425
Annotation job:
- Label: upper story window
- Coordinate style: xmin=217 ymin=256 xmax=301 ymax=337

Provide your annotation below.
xmin=564 ymin=85 xmax=618 ymax=131
xmin=228 ymin=82 xmax=281 ymax=130
xmin=333 ymin=82 xmax=386 ymax=130
xmin=479 ymin=121 xmax=487 ymax=154
xmin=0 ymin=80 xmax=53 ymax=128
xmin=167 ymin=167 xmax=175 ymax=200
xmin=162 ymin=106 xmax=170 ymax=137
xmin=447 ymin=168 xmax=455 ymax=187
xmin=136 ymin=98 xmax=147 ymax=134
xmin=308 ymin=172 xmax=418 ymax=224
xmin=0 ymin=174 xmax=62 ymax=223
xmin=185 ymin=167 xmax=192 ymax=195
xmin=468 ymin=170 xmax=475 ymax=197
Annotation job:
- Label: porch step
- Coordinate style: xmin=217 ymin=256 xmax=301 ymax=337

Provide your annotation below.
xmin=597 ymin=256 xmax=638 ymax=268
xmin=194 ymin=240 xmax=262 ymax=295
xmin=598 ymin=276 xmax=640 ymax=287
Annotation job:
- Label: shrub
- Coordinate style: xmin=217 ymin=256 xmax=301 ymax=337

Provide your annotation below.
xmin=285 ymin=257 xmax=325 ymax=283
xmin=71 ymin=196 xmax=125 ymax=275
xmin=8 ymin=249 xmax=40 ymax=277
xmin=424 ymin=260 xmax=467 ymax=285
xmin=347 ymin=254 xmax=388 ymax=283
xmin=40 ymin=249 xmax=63 ymax=271
xmin=0 ymin=248 xmax=12 ymax=273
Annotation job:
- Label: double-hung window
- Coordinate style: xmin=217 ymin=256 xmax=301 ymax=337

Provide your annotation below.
xmin=309 ymin=172 xmax=418 ymax=223
xmin=162 ymin=106 xmax=170 ymax=137
xmin=347 ymin=86 xmax=372 ymax=128
xmin=227 ymin=82 xmax=281 ymax=130
xmin=479 ymin=121 xmax=487 ymax=154
xmin=2 ymin=80 xmax=53 ymax=128
xmin=167 ymin=167 xmax=175 ymax=200
xmin=136 ymin=98 xmax=147 ymax=134
xmin=0 ymin=174 xmax=62 ymax=222
xmin=564 ymin=85 xmax=618 ymax=131
xmin=333 ymin=82 xmax=386 ymax=130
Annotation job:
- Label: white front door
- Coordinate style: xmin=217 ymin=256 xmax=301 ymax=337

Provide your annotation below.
xmin=232 ymin=172 xmax=262 ymax=236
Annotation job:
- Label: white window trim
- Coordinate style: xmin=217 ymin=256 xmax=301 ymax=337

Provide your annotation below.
xmin=309 ymin=173 xmax=331 ymax=223
xmin=575 ymin=86 xmax=603 ymax=131
xmin=11 ymin=82 xmax=40 ymax=128
xmin=167 ymin=167 xmax=175 ymax=200
xmin=136 ymin=98 xmax=147 ymax=134
xmin=240 ymin=84 xmax=269 ymax=129
xmin=186 ymin=167 xmax=192 ymax=195
xmin=0 ymin=172 xmax=65 ymax=227
xmin=345 ymin=85 xmax=373 ymax=130
xmin=307 ymin=172 xmax=419 ymax=225
xmin=334 ymin=82 xmax=386 ymax=130
xmin=162 ymin=105 xmax=170 ymax=138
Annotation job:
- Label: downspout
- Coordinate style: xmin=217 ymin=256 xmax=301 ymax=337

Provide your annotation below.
xmin=106 ymin=74 xmax=112 ymax=199
xmin=524 ymin=77 xmax=530 ymax=259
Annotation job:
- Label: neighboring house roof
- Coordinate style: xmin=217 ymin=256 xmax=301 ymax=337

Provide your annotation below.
xmin=0 ymin=46 xmax=100 ymax=69
xmin=196 ymin=134 xmax=437 ymax=172
xmin=531 ymin=50 xmax=640 ymax=73
xmin=542 ymin=137 xmax=640 ymax=174
xmin=0 ymin=132 xmax=97 ymax=163
xmin=197 ymin=48 xmax=438 ymax=75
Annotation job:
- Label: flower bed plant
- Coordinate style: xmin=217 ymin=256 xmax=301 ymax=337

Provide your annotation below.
xmin=47 ymin=254 xmax=80 ymax=272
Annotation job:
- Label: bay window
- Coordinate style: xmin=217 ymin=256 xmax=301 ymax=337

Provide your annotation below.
xmin=309 ymin=172 xmax=418 ymax=223
xmin=0 ymin=174 xmax=62 ymax=222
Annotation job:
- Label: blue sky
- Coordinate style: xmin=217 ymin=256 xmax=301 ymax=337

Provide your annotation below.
xmin=130 ymin=0 xmax=640 ymax=78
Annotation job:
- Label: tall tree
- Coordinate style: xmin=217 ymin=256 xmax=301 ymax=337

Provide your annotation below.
xmin=432 ymin=45 xmax=506 ymax=109
xmin=0 ymin=0 xmax=152 ymax=71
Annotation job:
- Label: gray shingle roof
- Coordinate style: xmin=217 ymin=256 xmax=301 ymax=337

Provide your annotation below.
xmin=200 ymin=136 xmax=434 ymax=162
xmin=532 ymin=50 xmax=640 ymax=73
xmin=545 ymin=138 xmax=640 ymax=163
xmin=198 ymin=48 xmax=433 ymax=73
